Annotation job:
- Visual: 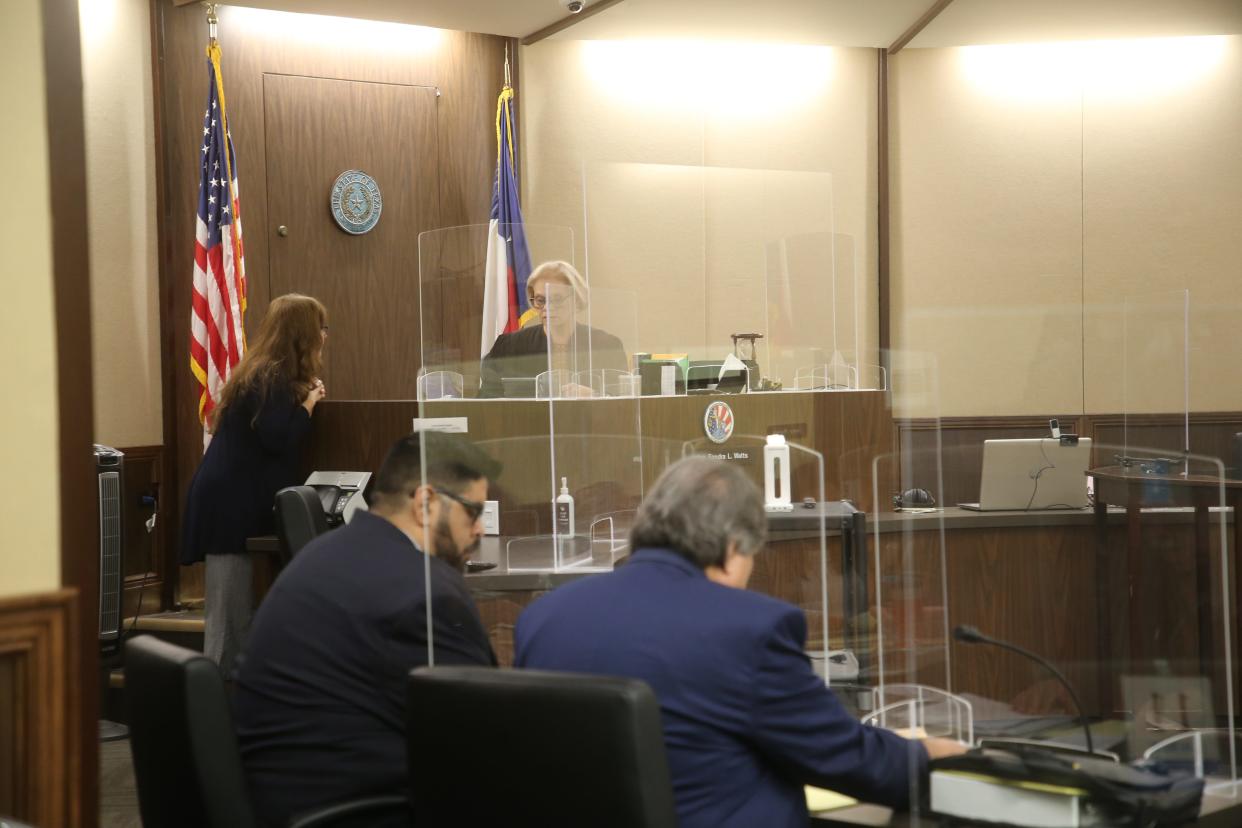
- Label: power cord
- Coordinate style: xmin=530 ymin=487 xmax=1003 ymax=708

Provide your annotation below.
xmin=1025 ymin=440 xmax=1057 ymax=511
xmin=122 ymin=492 xmax=158 ymax=642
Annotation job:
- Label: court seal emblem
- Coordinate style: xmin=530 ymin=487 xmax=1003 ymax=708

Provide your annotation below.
xmin=330 ymin=170 xmax=382 ymax=235
xmin=703 ymin=400 xmax=735 ymax=444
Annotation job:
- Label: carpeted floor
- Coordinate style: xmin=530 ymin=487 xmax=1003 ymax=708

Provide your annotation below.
xmin=99 ymin=737 xmax=141 ymax=828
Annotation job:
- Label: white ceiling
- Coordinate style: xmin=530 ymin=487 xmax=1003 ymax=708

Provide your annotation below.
xmin=224 ymin=0 xmax=1242 ymax=47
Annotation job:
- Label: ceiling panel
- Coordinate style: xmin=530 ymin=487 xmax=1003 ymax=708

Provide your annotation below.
xmin=548 ymin=0 xmax=931 ymax=47
xmin=219 ymin=0 xmax=1242 ymax=47
xmin=910 ymin=0 xmax=1242 ymax=48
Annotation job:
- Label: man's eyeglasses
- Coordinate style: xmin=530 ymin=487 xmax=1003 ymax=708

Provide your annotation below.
xmin=433 ymin=487 xmax=485 ymax=523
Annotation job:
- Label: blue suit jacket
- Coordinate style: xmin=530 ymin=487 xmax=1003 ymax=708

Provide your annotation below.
xmin=515 ymin=548 xmax=926 ymax=828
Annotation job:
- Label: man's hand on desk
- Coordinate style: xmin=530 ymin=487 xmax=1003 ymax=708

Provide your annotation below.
xmin=892 ymin=728 xmax=968 ymax=759
xmin=921 ymin=737 xmax=969 ymax=760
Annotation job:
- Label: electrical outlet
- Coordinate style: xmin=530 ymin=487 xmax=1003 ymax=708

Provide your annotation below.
xmin=482 ymin=500 xmax=499 ymax=535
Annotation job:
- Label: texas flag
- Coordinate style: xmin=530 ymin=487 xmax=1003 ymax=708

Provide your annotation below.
xmin=480 ymin=84 xmax=533 ymax=357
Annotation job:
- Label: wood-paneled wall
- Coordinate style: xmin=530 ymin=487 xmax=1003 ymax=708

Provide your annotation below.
xmin=0 ymin=590 xmax=80 ymax=826
xmin=152 ymin=0 xmax=512 ymax=603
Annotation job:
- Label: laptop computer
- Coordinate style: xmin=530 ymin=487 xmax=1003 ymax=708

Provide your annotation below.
xmin=959 ymin=438 xmax=1092 ymax=511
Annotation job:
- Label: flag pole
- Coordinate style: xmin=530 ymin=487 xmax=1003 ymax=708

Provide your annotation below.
xmin=203 ymin=2 xmax=218 ymax=45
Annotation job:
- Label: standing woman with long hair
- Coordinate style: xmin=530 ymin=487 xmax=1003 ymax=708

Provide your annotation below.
xmin=181 ymin=294 xmax=329 ymax=675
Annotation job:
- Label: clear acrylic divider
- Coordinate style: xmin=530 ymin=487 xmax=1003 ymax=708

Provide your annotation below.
xmin=1085 ymin=442 xmax=1236 ymax=790
xmin=857 ymin=405 xmax=1239 ymax=792
xmin=415 ymin=369 xmax=463 ymax=401
xmin=666 ymin=435 xmax=839 ymax=682
xmin=765 ymin=230 xmax=872 ymax=391
xmin=582 ymin=161 xmax=851 ymax=374
xmin=860 ymin=684 xmax=975 ymax=746
xmin=867 ymin=435 xmax=955 ymax=724
xmin=1122 ymin=290 xmax=1190 ymax=459
xmin=846 ymin=350 xmax=951 ymax=727
xmin=534 ymin=277 xmax=643 ymax=572
xmin=418 ymin=222 xmax=576 ymax=397
xmin=416 ymin=223 xmax=577 ymax=666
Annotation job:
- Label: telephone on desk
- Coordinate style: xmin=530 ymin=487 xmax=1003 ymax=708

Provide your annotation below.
xmin=304 ymin=471 xmax=371 ymax=526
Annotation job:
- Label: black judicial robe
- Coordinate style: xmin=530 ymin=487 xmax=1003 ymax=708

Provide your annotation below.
xmin=233 ymin=510 xmax=496 ymax=827
xmin=478 ymin=323 xmax=627 ymax=398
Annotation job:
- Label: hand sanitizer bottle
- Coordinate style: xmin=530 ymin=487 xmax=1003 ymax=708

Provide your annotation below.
xmin=764 ymin=434 xmax=794 ymax=512
xmin=555 ymin=477 xmax=575 ymax=538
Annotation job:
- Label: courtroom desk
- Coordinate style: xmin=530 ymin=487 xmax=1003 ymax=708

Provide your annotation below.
xmin=250 ymin=503 xmax=1235 ymax=714
xmin=812 ymin=787 xmax=1242 ymax=826
xmin=1087 ymin=466 xmax=1242 ymax=715
xmin=868 ymin=506 xmax=1237 ymax=719
xmin=466 ymin=508 xmax=855 ymax=665
xmin=305 ymin=389 xmax=898 ymax=514
xmin=464 ymin=506 xmax=1235 ymax=714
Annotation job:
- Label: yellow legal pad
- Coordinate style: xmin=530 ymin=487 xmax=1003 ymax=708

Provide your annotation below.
xmin=805 ymin=786 xmax=858 ymax=813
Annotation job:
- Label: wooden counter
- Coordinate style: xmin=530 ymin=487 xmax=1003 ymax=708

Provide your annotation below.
xmin=305 ymin=389 xmax=899 ymax=514
xmin=464 ymin=506 xmax=1236 ymax=720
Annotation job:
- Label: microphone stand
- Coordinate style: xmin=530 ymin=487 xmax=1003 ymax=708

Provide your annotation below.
xmin=953 ymin=625 xmax=1094 ymax=757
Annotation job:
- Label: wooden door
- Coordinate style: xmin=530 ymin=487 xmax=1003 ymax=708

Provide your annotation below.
xmin=264 ymin=74 xmax=440 ymax=400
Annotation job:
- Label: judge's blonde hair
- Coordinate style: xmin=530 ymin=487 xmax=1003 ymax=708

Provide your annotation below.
xmin=526 ymin=260 xmax=588 ymax=310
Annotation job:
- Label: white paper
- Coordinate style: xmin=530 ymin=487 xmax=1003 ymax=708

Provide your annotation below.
xmin=718 ymin=353 xmax=748 ymax=383
xmin=411 ymin=417 xmax=468 ymax=433
xmin=661 ymin=364 xmax=676 ymax=396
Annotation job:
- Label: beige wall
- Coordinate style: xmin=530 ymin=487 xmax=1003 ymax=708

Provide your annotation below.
xmin=520 ymin=40 xmax=879 ymax=378
xmin=80 ymin=0 xmax=163 ymax=447
xmin=891 ymin=35 xmax=1242 ymax=418
xmin=0 ymin=0 xmax=61 ymax=597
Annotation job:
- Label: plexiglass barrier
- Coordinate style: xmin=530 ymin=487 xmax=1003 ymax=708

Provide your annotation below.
xmin=1086 ymin=443 xmax=1235 ymax=789
xmin=670 ymin=435 xmax=835 ymax=677
xmin=416 ymin=224 xmax=643 ymax=583
xmin=1122 ymin=289 xmax=1190 ymax=458
xmin=581 ymin=160 xmax=881 ymax=393
xmin=852 ymin=409 xmax=1238 ymax=789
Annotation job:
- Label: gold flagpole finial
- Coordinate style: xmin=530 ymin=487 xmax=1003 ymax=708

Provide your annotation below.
xmin=203 ymin=2 xmax=219 ymax=43
xmin=504 ymin=43 xmax=512 ymax=88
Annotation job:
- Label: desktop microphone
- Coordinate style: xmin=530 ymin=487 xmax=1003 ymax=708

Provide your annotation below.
xmin=952 ymin=625 xmax=1094 ymax=757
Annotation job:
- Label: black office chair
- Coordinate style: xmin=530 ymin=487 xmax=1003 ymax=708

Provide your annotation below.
xmin=274 ymin=485 xmax=330 ymax=564
xmin=407 ymin=666 xmax=678 ymax=828
xmin=125 ymin=635 xmax=409 ymax=828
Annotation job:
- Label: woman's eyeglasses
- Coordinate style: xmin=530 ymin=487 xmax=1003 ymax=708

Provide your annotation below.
xmin=528 ymin=294 xmax=573 ymax=310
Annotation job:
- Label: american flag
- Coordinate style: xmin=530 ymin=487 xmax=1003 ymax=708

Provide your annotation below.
xmin=480 ymin=84 xmax=533 ymax=357
xmin=189 ymin=43 xmax=246 ymax=427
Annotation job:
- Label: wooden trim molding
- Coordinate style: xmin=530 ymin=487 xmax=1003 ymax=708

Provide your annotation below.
xmin=149 ymin=0 xmax=183 ymax=614
xmin=0 ymin=589 xmax=80 ymax=827
xmin=888 ymin=0 xmax=955 ymax=54
xmin=520 ymin=0 xmax=627 ymax=46
xmin=43 ymin=0 xmax=98 ymax=821
xmin=877 ymin=49 xmax=890 ymax=365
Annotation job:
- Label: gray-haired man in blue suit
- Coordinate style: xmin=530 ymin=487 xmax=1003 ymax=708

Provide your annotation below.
xmin=516 ymin=456 xmax=964 ymax=828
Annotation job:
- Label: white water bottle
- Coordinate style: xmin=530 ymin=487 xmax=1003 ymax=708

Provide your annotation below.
xmin=764 ymin=434 xmax=793 ymax=512
xmin=555 ymin=477 xmax=575 ymax=537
